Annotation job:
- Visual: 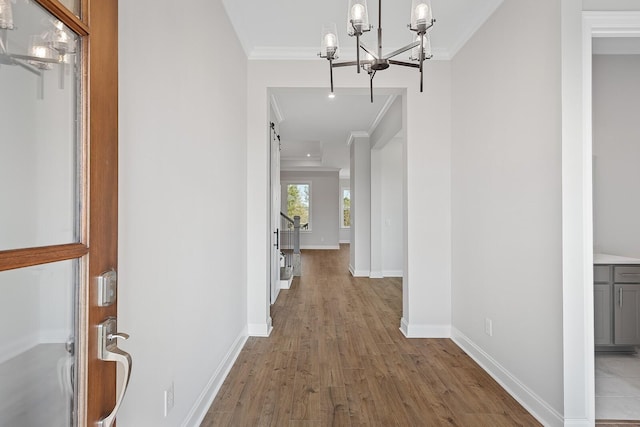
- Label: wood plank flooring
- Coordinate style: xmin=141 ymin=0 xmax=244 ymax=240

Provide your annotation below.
xmin=202 ymin=245 xmax=541 ymax=426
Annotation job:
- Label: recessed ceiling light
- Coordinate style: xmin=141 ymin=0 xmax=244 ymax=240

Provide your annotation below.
xmin=307 ymin=153 xmax=311 ymax=157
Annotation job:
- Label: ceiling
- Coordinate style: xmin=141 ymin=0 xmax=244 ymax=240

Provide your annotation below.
xmin=272 ymin=88 xmax=400 ymax=176
xmin=222 ymin=0 xmax=504 ymax=60
xmin=225 ymin=0 xmax=505 ymax=177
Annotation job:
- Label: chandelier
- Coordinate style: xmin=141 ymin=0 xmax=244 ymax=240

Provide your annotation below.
xmin=319 ymin=0 xmax=435 ymax=102
xmin=1 ymin=0 xmax=75 ymax=86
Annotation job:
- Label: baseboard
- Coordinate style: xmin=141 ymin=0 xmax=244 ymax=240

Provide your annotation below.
xmin=382 ymin=270 xmax=403 ymax=278
xmin=0 ymin=334 xmax=38 ymax=364
xmin=563 ymin=420 xmax=592 ymax=426
xmin=451 ymin=327 xmax=564 ymax=427
xmin=369 ymin=271 xmax=383 ymax=279
xmin=247 ymin=318 xmax=273 ymax=337
xmin=399 ymin=318 xmax=451 ymax=338
xmin=280 ymin=275 xmax=293 ymax=290
xmin=350 ymin=269 xmax=370 ymax=277
xmin=181 ymin=330 xmax=249 ymax=427
xmin=339 ymin=239 xmax=351 ymax=244
xmin=300 ymin=245 xmax=340 ymax=250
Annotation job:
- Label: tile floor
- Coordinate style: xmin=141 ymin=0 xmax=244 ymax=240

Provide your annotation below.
xmin=596 ymin=350 xmax=640 ymax=421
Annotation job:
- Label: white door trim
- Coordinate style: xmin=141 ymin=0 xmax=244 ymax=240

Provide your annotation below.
xmin=562 ymin=10 xmax=640 ymax=426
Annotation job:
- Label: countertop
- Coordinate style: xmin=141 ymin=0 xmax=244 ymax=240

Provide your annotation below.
xmin=594 ymin=253 xmax=640 ymax=265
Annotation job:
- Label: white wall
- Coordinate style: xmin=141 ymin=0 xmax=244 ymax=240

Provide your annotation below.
xmin=451 ymin=1 xmax=563 ymax=424
xmin=350 ymin=135 xmax=371 ymax=276
xmin=118 ymin=0 xmax=248 ymax=425
xmin=280 ymin=170 xmax=340 ymax=249
xmin=381 ymin=139 xmax=403 ymax=277
xmin=593 ymin=54 xmax=640 ymax=258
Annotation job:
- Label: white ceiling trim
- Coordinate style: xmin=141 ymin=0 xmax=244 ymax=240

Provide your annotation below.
xmin=347 ymin=131 xmax=370 ymax=147
xmin=445 ymin=0 xmax=504 ymax=59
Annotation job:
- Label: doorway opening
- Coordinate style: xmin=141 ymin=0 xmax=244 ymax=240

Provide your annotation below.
xmin=267 ymin=87 xmax=406 ymax=326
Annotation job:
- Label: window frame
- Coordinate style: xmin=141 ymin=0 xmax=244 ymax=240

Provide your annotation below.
xmin=341 ymin=186 xmax=351 ymax=229
xmin=284 ymin=181 xmax=312 ymax=232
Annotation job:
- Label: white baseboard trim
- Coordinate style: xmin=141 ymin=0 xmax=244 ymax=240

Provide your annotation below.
xmin=399 ymin=318 xmax=451 ymax=338
xmin=0 ymin=334 xmax=38 ymax=364
xmin=182 ymin=330 xmax=249 ymax=427
xmin=350 ymin=269 xmax=370 ymax=277
xmin=247 ymin=318 xmax=273 ymax=337
xmin=451 ymin=328 xmax=564 ymax=427
xmin=382 ymin=270 xmax=403 ymax=278
xmin=563 ymin=420 xmax=592 ymax=427
xmin=339 ymin=239 xmax=350 ymax=244
xmin=300 ymin=245 xmax=340 ymax=250
xmin=280 ymin=275 xmax=293 ymax=290
xmin=369 ymin=271 xmax=383 ymax=279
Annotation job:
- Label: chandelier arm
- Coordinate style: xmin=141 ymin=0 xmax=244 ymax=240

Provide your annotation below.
xmin=331 ymin=60 xmax=359 ymax=68
xmin=388 ymin=60 xmax=420 ymax=68
xmin=329 ymin=57 xmax=334 ymax=93
xmin=384 ymin=40 xmax=421 ymax=60
xmin=356 ymin=33 xmax=360 ymax=73
xmin=369 ymin=70 xmax=376 ymax=103
xmin=419 ymin=34 xmax=424 ymax=72
xmin=14 ymin=58 xmax=43 ymax=76
xmin=10 ymin=53 xmax=60 ymax=64
xmin=359 ymin=43 xmax=378 ymax=60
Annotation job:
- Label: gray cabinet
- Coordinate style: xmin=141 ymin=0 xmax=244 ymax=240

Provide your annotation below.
xmin=594 ymin=264 xmax=640 ymax=348
xmin=594 ymin=283 xmax=612 ymax=345
xmin=614 ymin=283 xmax=640 ymax=345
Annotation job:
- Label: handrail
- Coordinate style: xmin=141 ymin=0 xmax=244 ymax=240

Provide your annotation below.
xmin=280 ymin=212 xmax=295 ymax=224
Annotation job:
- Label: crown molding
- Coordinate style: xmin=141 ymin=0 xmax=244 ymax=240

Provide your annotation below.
xmin=346 ymin=131 xmax=370 ymax=147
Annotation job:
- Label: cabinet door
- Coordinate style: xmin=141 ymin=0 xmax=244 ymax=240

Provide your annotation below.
xmin=594 ymin=284 xmax=612 ymax=345
xmin=614 ymin=284 xmax=640 ymax=345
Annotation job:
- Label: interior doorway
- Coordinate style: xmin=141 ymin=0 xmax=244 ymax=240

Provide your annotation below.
xmin=581 ymin=11 xmax=640 ymax=424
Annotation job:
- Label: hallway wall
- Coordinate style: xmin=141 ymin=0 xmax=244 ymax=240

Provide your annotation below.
xmin=451 ymin=0 xmax=563 ymax=423
xmin=118 ymin=0 xmax=248 ymax=425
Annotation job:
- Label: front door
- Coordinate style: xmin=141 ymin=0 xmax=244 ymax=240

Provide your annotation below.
xmin=0 ymin=0 xmax=123 ymax=425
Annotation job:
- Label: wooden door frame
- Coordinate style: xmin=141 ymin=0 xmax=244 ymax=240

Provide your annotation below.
xmin=0 ymin=0 xmax=119 ymax=424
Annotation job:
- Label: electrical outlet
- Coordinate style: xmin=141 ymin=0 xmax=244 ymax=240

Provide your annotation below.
xmin=164 ymin=382 xmax=174 ymax=417
xmin=484 ymin=318 xmax=493 ymax=337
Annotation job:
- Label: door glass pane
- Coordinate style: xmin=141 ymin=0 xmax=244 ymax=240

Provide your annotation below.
xmin=0 ymin=259 xmax=78 ymax=426
xmin=0 ymin=0 xmax=81 ymax=250
xmin=59 ymin=0 xmax=81 ymax=18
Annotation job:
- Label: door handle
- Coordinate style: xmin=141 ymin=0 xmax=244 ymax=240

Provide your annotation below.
xmin=97 ymin=317 xmax=132 ymax=427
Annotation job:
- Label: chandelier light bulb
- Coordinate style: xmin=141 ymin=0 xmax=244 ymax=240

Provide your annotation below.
xmin=328 ymin=92 xmax=336 ymax=99
xmin=325 ymin=33 xmax=337 ymax=48
xmin=351 ymin=4 xmax=365 ymax=23
xmin=415 ymin=3 xmax=429 ymax=22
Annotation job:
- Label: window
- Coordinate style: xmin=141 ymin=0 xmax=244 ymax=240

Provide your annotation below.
xmin=341 ymin=188 xmax=351 ymax=228
xmin=287 ymin=183 xmax=311 ymax=230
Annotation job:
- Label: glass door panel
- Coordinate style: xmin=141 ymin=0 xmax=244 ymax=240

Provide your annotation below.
xmin=58 ymin=0 xmax=81 ymax=18
xmin=0 ymin=259 xmax=78 ymax=427
xmin=0 ymin=0 xmax=81 ymax=251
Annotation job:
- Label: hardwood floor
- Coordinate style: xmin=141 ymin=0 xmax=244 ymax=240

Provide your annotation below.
xmin=202 ymin=245 xmax=541 ymax=426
